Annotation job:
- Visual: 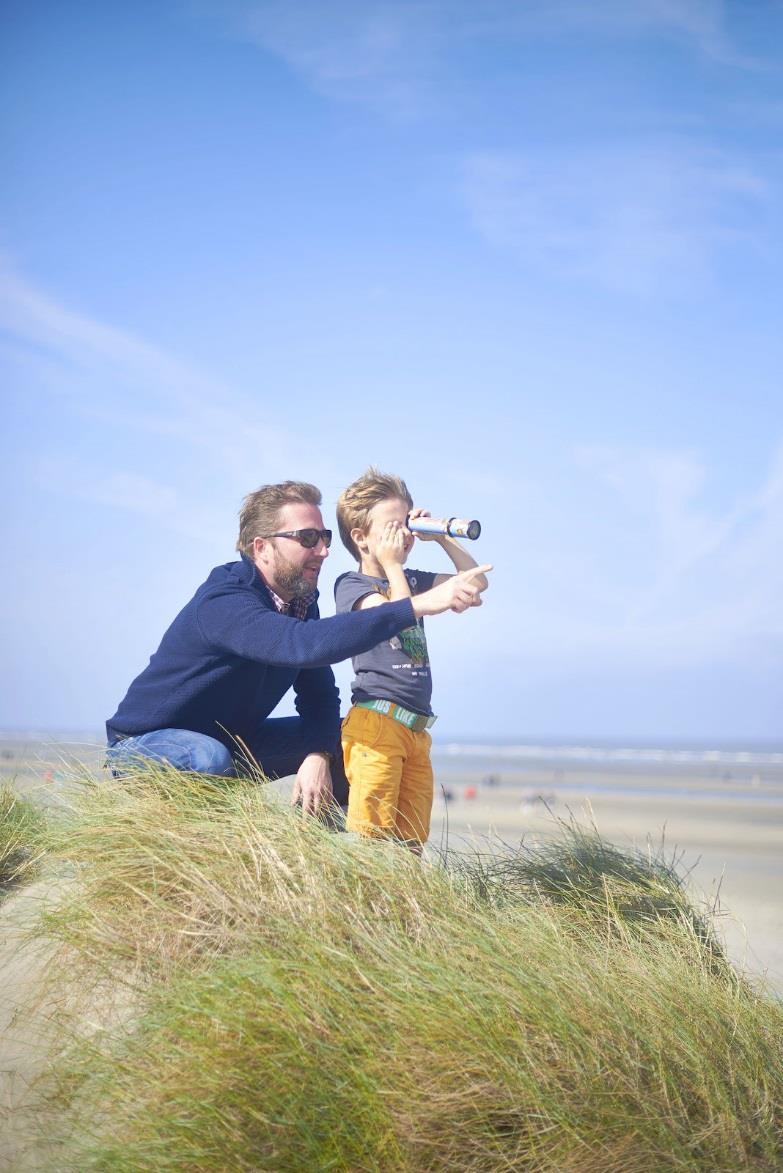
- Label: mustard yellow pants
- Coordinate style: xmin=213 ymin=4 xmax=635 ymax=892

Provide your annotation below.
xmin=341 ymin=705 xmax=434 ymax=845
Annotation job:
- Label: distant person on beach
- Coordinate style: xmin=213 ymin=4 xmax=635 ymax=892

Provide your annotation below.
xmin=106 ymin=480 xmax=490 ymax=815
xmin=335 ymin=469 xmax=490 ymax=850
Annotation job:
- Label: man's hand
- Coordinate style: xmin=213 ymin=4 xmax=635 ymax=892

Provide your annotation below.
xmin=291 ymin=752 xmax=334 ymax=816
xmin=411 ymin=564 xmax=493 ymax=617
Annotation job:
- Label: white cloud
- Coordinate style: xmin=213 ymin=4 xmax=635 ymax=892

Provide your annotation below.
xmin=207 ymin=0 xmax=753 ymax=115
xmin=578 ymin=445 xmax=729 ymax=571
xmin=217 ymin=0 xmax=443 ymax=117
xmin=0 ymin=263 xmax=203 ymax=397
xmin=462 ymin=438 xmax=783 ymax=675
xmin=39 ymin=463 xmax=179 ymax=517
xmin=0 ymin=262 xmax=325 ymax=494
xmin=29 ymin=457 xmax=236 ymax=545
xmin=536 ymin=0 xmax=747 ymax=66
xmin=82 ymin=471 xmax=181 ymax=516
xmin=575 ymin=441 xmax=783 ymax=654
xmin=460 ymin=144 xmax=770 ymax=294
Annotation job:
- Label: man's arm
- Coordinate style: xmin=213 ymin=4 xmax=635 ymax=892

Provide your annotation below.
xmin=291 ymin=752 xmax=333 ymax=817
xmin=197 ymin=564 xmax=492 ymax=667
xmin=411 ymin=565 xmax=491 ymax=615
xmin=293 ymin=665 xmax=340 ymax=754
xmin=291 ymin=665 xmax=341 ymax=816
xmin=197 ymin=588 xmax=418 ymax=668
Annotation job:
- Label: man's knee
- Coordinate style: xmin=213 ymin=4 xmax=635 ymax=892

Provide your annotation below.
xmin=107 ymin=729 xmax=235 ymax=777
xmin=197 ymin=738 xmax=235 ymax=776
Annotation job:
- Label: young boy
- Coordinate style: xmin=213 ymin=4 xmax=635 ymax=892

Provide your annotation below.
xmin=335 ymin=469 xmax=488 ymax=851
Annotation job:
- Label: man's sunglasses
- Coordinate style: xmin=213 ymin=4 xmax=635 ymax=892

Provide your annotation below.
xmin=263 ymin=528 xmax=332 ymax=549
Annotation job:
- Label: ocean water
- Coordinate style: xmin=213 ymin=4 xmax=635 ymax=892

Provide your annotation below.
xmin=429 ymin=738 xmax=783 ymax=804
xmin=433 ymin=738 xmax=783 ymax=768
xmin=2 ymin=731 xmax=783 ymax=803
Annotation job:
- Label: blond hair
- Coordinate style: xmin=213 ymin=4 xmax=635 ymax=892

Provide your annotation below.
xmin=236 ymin=481 xmax=322 ymax=556
xmin=337 ymin=467 xmax=413 ymax=561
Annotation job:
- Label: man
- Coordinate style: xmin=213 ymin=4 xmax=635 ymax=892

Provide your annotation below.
xmin=106 ymin=481 xmax=490 ymax=814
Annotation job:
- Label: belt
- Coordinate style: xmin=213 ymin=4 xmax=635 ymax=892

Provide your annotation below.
xmin=356 ymin=698 xmax=437 ymax=733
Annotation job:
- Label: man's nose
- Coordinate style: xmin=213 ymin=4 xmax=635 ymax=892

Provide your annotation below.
xmin=316 ymin=539 xmax=329 ymax=558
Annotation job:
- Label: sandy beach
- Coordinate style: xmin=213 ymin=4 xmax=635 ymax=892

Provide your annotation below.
xmin=427 ymin=750 xmax=783 ymax=993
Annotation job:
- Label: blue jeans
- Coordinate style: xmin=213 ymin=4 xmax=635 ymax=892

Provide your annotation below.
xmin=106 ymin=728 xmax=236 ymax=776
xmin=106 ymin=718 xmax=349 ymax=803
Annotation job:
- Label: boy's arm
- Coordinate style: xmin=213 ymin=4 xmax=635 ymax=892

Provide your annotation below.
xmin=354 ymin=520 xmax=411 ymax=609
xmin=354 ymin=516 xmax=492 ymax=613
xmin=376 ymin=521 xmax=411 ymax=602
xmin=408 ymin=507 xmax=489 ymax=590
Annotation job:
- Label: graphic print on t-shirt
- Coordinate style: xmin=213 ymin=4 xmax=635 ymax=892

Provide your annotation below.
xmin=371 ymin=581 xmax=430 ymax=668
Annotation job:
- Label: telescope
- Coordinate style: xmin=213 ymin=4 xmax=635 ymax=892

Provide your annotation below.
xmin=407 ymin=515 xmax=482 ymax=541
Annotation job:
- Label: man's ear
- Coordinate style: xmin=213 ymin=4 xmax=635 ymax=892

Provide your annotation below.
xmin=252 ymin=535 xmax=268 ymax=561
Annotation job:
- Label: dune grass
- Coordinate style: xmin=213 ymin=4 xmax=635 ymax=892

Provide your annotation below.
xmin=0 ymin=784 xmax=46 ymax=896
xmin=454 ymin=820 xmax=730 ymax=977
xmin=33 ymin=765 xmax=783 ymax=1171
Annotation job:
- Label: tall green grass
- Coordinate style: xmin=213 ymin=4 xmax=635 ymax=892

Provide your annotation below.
xmin=35 ymin=766 xmax=783 ymax=1171
xmin=0 ymin=784 xmax=45 ymax=896
xmin=454 ymin=820 xmax=730 ymax=977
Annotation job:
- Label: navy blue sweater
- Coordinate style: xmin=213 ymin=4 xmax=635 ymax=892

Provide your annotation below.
xmin=107 ymin=554 xmax=417 ymax=754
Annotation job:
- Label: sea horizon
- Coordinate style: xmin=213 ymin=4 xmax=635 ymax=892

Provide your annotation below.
xmin=2 ymin=727 xmax=782 ymax=773
xmin=2 ymin=727 xmax=782 ymax=747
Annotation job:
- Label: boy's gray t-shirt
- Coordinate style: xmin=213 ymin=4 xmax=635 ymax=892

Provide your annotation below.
xmin=334 ymin=569 xmax=437 ymax=715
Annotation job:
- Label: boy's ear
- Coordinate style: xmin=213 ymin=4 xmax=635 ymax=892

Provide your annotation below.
xmin=351 ymin=526 xmax=369 ymax=554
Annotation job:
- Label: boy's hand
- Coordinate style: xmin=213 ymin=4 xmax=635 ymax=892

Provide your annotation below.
xmin=408 ymin=507 xmax=440 ymax=541
xmin=374 ymin=520 xmax=408 ymax=568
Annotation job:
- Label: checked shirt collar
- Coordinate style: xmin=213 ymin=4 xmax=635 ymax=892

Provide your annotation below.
xmin=242 ymin=556 xmax=315 ymax=620
xmin=266 ymin=585 xmax=316 ymax=620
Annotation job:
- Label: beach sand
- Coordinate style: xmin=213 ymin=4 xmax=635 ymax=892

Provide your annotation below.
xmin=0 ymin=882 xmax=64 ymax=1171
xmin=428 ymin=762 xmax=783 ymax=993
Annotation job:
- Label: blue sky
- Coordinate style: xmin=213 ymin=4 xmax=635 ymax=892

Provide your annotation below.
xmin=2 ymin=0 xmax=782 ymax=742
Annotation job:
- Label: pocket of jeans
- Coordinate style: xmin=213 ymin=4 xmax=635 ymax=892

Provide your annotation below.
xmin=346 ymin=707 xmax=385 ymax=749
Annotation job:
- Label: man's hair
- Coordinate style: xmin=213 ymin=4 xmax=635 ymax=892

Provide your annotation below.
xmin=337 ymin=467 xmax=413 ymax=562
xmin=236 ymin=481 xmax=322 ymax=556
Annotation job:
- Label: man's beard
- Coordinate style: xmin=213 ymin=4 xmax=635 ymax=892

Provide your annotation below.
xmin=272 ymin=549 xmax=316 ymax=600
